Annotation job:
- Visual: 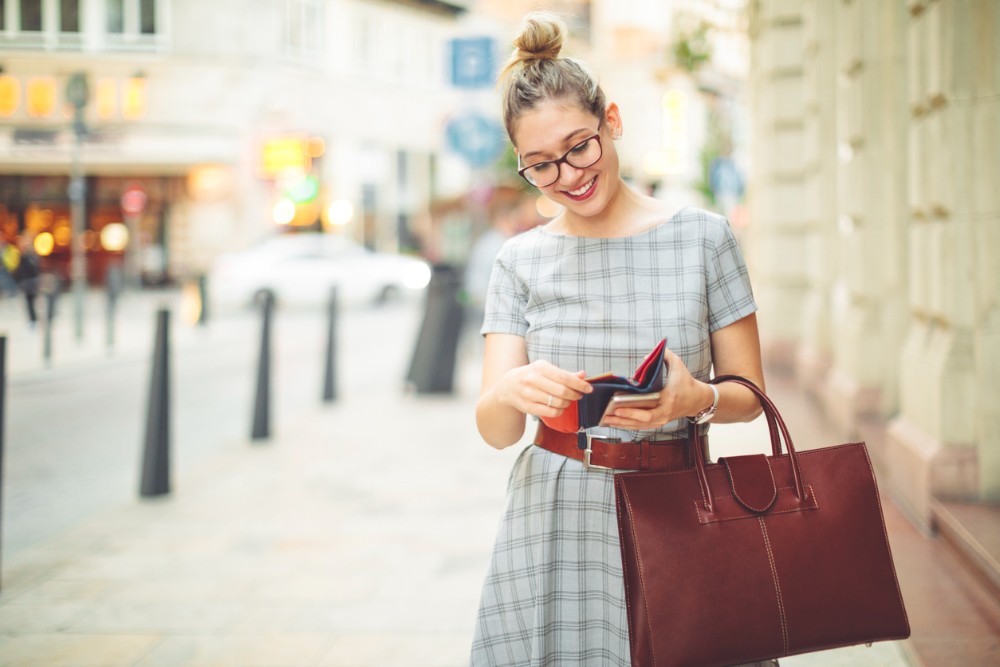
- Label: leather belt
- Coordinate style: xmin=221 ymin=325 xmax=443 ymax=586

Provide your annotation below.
xmin=533 ymin=422 xmax=707 ymax=472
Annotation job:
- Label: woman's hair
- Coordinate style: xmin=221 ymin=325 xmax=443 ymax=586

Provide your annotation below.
xmin=497 ymin=12 xmax=607 ymax=144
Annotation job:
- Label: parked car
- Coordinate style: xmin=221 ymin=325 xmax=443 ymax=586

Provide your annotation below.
xmin=208 ymin=233 xmax=432 ymax=309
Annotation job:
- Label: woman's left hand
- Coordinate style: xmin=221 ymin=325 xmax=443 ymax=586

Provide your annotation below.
xmin=599 ymin=346 xmax=714 ymax=430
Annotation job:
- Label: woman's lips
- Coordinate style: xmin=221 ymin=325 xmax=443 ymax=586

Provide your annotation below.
xmin=562 ymin=176 xmax=597 ymax=202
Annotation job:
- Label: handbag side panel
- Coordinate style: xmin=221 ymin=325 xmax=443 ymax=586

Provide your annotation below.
xmin=766 ymin=443 xmax=911 ymax=654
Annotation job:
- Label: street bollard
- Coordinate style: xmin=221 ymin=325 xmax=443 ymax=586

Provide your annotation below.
xmin=0 ymin=336 xmax=6 ymax=591
xmin=197 ymin=274 xmax=209 ymax=326
xmin=105 ymin=264 xmax=124 ymax=352
xmin=322 ymin=286 xmax=338 ymax=403
xmin=140 ymin=309 xmax=171 ymax=497
xmin=43 ymin=291 xmax=56 ymax=368
xmin=251 ymin=291 xmax=274 ymax=441
xmin=406 ymin=264 xmax=464 ymax=393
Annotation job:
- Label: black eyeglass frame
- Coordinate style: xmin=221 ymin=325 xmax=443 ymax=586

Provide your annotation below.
xmin=517 ymin=127 xmax=605 ymax=188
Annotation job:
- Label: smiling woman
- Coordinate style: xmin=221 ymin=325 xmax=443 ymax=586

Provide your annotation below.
xmin=470 ymin=11 xmax=768 ymax=667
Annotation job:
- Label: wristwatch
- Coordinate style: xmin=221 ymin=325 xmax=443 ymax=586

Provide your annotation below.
xmin=688 ymin=383 xmax=719 ymax=425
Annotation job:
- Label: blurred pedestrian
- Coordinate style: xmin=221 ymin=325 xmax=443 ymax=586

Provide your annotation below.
xmin=463 ymin=189 xmax=542 ymax=344
xmin=12 ymin=235 xmax=42 ymax=329
xmin=0 ymin=237 xmax=19 ymax=298
xmin=471 ymin=12 xmax=767 ymax=666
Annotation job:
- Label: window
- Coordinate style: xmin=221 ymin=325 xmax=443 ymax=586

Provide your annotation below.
xmin=60 ymin=0 xmax=79 ymax=33
xmin=20 ymin=0 xmax=41 ymax=32
xmin=107 ymin=0 xmax=124 ymax=33
xmin=140 ymin=0 xmax=155 ymax=34
xmin=283 ymin=0 xmax=323 ymax=61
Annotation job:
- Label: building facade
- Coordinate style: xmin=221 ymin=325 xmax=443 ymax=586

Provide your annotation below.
xmin=747 ymin=0 xmax=999 ymax=528
xmin=0 ymin=0 xmax=471 ymax=286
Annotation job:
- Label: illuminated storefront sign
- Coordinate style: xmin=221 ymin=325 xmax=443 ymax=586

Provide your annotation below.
xmin=259 ymin=137 xmax=311 ymax=178
xmin=0 ymin=76 xmax=21 ymax=117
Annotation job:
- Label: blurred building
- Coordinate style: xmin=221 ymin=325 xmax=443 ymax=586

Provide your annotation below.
xmin=0 ymin=0 xmax=474 ymax=286
xmin=747 ymin=0 xmax=999 ymax=538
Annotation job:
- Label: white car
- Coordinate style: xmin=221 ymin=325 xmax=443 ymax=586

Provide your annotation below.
xmin=208 ymin=233 xmax=432 ymax=309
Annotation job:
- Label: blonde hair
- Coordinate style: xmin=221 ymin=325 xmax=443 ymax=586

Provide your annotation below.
xmin=497 ymin=12 xmax=607 ymax=144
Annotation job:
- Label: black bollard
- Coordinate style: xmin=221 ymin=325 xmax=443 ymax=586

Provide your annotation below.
xmin=105 ymin=264 xmax=124 ymax=352
xmin=140 ymin=309 xmax=171 ymax=497
xmin=251 ymin=291 xmax=274 ymax=441
xmin=406 ymin=264 xmax=464 ymax=393
xmin=43 ymin=291 xmax=56 ymax=367
xmin=0 ymin=336 xmax=6 ymax=591
xmin=197 ymin=273 xmax=209 ymax=326
xmin=322 ymin=286 xmax=338 ymax=403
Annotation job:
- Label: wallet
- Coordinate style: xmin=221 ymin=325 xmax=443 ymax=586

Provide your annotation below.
xmin=541 ymin=339 xmax=667 ymax=446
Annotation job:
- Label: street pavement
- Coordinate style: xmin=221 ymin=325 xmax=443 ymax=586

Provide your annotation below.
xmin=0 ymin=289 xmax=917 ymax=665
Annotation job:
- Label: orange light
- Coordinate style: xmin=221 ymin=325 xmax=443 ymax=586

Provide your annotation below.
xmin=306 ymin=136 xmax=326 ymax=158
xmin=53 ymin=225 xmax=72 ymax=246
xmin=122 ymin=77 xmax=147 ymax=120
xmin=96 ymin=78 xmax=117 ymax=119
xmin=0 ymin=76 xmax=21 ymax=117
xmin=26 ymin=77 xmax=57 ymax=118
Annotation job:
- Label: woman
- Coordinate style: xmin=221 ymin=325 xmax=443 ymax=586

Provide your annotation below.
xmin=471 ymin=12 xmax=769 ymax=667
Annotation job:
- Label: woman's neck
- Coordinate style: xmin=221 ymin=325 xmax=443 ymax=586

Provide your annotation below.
xmin=554 ymin=179 xmax=664 ymax=238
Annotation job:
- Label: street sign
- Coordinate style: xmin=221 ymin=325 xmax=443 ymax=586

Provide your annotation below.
xmin=450 ymin=37 xmax=496 ymax=89
xmin=445 ymin=112 xmax=505 ymax=168
xmin=121 ymin=185 xmax=147 ymax=215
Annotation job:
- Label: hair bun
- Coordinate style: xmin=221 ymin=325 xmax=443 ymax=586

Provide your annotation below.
xmin=512 ymin=12 xmax=564 ymax=63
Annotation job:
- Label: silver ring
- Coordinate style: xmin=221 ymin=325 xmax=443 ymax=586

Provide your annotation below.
xmin=547 ymin=395 xmax=554 ymax=408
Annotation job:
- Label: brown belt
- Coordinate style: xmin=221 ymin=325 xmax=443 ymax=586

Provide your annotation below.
xmin=533 ymin=422 xmax=707 ymax=471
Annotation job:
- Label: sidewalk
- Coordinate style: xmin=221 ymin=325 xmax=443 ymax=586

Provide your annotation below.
xmin=0 ymin=305 xmax=995 ymax=665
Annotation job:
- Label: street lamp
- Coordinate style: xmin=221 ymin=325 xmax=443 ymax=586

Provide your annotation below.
xmin=65 ymin=72 xmax=89 ymax=343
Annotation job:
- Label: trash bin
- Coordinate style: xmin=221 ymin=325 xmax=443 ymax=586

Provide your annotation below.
xmin=406 ymin=264 xmax=464 ymax=394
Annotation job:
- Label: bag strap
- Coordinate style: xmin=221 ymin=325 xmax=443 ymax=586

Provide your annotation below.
xmin=690 ymin=375 xmax=806 ymax=513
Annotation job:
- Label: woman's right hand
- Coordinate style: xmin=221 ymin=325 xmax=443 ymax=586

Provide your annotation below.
xmin=494 ymin=360 xmax=593 ymax=420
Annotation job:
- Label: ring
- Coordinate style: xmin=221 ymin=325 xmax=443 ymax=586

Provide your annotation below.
xmin=547 ymin=395 xmax=554 ymax=408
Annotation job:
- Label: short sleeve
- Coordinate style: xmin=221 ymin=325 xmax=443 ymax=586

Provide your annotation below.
xmin=706 ymin=218 xmax=757 ymax=332
xmin=480 ymin=244 xmax=528 ymax=337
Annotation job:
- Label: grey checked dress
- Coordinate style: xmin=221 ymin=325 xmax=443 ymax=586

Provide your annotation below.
xmin=471 ymin=207 xmax=759 ymax=666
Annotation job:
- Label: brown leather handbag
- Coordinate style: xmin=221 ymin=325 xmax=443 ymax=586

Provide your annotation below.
xmin=614 ymin=376 xmax=910 ymax=667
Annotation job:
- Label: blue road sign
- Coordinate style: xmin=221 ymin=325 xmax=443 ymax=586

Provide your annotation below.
xmin=451 ymin=37 xmax=496 ymax=88
xmin=445 ymin=112 xmax=505 ymax=168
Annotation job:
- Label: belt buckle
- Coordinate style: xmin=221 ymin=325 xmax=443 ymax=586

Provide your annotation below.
xmin=581 ymin=432 xmax=617 ymax=471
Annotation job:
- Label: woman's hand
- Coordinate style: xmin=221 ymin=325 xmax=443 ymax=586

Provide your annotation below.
xmin=599 ymin=346 xmax=714 ymax=430
xmin=494 ymin=360 xmax=593 ymax=420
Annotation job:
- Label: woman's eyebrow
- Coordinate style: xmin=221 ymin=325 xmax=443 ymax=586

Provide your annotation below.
xmin=521 ymin=127 xmax=593 ymax=161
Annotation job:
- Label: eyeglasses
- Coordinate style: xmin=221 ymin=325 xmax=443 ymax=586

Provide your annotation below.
xmin=517 ymin=130 xmax=604 ymax=188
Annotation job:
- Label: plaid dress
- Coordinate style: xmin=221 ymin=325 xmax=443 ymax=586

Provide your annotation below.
xmin=471 ymin=207 xmax=759 ymax=666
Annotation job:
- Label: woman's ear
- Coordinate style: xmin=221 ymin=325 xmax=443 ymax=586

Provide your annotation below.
xmin=605 ymin=102 xmax=623 ymax=140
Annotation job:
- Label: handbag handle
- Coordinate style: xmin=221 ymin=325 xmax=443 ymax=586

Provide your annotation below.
xmin=690 ymin=375 xmax=806 ymax=512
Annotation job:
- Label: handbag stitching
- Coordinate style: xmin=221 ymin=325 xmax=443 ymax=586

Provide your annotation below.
xmin=758 ymin=516 xmax=790 ymax=655
xmin=692 ymin=484 xmax=818 ymax=525
xmin=725 ymin=456 xmax=779 ymax=513
xmin=617 ymin=482 xmax=658 ymax=666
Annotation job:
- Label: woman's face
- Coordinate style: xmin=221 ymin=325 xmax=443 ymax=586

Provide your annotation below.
xmin=513 ymin=99 xmax=621 ymax=218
